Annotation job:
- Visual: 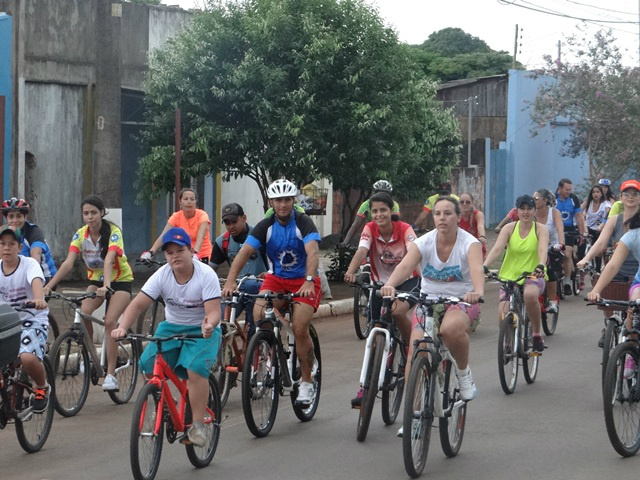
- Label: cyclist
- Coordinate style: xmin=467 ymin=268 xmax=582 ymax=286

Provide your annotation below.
xmin=0 ymin=225 xmax=50 ymax=412
xmin=534 ymin=189 xmax=564 ymax=313
xmin=484 ymin=195 xmax=549 ymax=353
xmin=211 ymin=202 xmax=267 ymax=337
xmin=1 ymin=197 xmax=57 ymax=283
xmin=44 ymin=195 xmax=133 ymax=392
xmin=222 ymin=179 xmax=322 ymax=405
xmin=599 ymin=178 xmax=616 ymax=203
xmin=582 ymin=185 xmax=612 ymax=271
xmin=142 ymin=188 xmax=212 ymax=264
xmin=494 ymin=207 xmax=519 ymax=234
xmin=382 ymin=196 xmax=483 ymax=436
xmin=112 ymin=227 xmax=221 ymax=447
xmin=413 ymin=182 xmax=459 ymax=232
xmin=342 ymin=180 xmax=400 ymax=245
xmin=555 ymin=178 xmax=587 ymax=296
xmin=343 ymin=191 xmax=419 ymax=407
xmin=458 ymin=192 xmax=487 ymax=258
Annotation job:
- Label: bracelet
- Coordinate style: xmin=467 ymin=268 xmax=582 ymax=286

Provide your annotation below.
xmin=478 ymin=235 xmax=486 ymax=239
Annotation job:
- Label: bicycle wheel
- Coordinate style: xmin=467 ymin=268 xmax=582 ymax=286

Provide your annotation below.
xmin=498 ymin=313 xmax=519 ymax=394
xmin=602 ymin=318 xmax=621 ymax=387
xmin=603 ymin=342 xmax=640 ymax=457
xmin=130 ymin=383 xmax=164 ymax=480
xmin=522 ymin=317 xmax=539 ymax=384
xmin=381 ymin=338 xmax=406 ymax=425
xmin=556 ymin=280 xmax=565 ymax=300
xmin=356 ymin=332 xmax=384 ymax=442
xmin=241 ymin=330 xmax=279 ymax=438
xmin=541 ymin=296 xmax=558 ymax=336
xmin=108 ymin=332 xmax=139 ymax=404
xmin=353 ymin=284 xmax=371 ymax=339
xmin=185 ymin=374 xmax=221 ymax=468
xmin=439 ymin=359 xmax=466 ymax=457
xmin=402 ymin=354 xmax=433 ymax=478
xmin=15 ymin=357 xmax=56 ymax=453
xmin=291 ymin=324 xmax=322 ymax=421
xmin=47 ymin=313 xmax=60 ymax=351
xmin=572 ymin=270 xmax=582 ymax=296
xmin=50 ymin=330 xmax=90 ymax=417
xmin=211 ymin=333 xmax=235 ymax=409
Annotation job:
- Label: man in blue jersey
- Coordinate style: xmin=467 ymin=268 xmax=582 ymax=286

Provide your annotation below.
xmin=555 ymin=178 xmax=587 ymax=295
xmin=223 ymin=179 xmax=321 ymax=405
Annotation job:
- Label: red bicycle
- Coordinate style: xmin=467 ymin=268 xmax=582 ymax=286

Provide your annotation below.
xmin=124 ymin=333 xmax=221 ymax=480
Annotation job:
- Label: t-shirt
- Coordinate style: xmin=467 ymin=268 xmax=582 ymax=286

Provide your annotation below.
xmin=141 ymin=258 xmax=221 ymax=327
xmin=356 ymin=199 xmax=401 ymax=221
xmin=556 ymin=194 xmax=582 ymax=228
xmin=619 ymin=228 xmax=640 ymax=284
xmin=423 ymin=193 xmax=460 ymax=213
xmin=585 ymin=200 xmax=611 ymax=229
xmin=211 ymin=224 xmax=268 ymax=277
xmin=69 ymin=224 xmax=133 ymax=282
xmin=609 ymin=201 xmax=623 ymax=217
xmin=414 ymin=228 xmax=479 ymax=297
xmin=20 ymin=222 xmax=57 ymax=280
xmin=246 ymin=211 xmax=320 ymax=279
xmin=358 ymin=221 xmax=416 ymax=283
xmin=0 ymin=256 xmax=49 ymax=327
xmin=264 ymin=204 xmax=305 ymax=218
xmin=506 ymin=208 xmax=519 ymax=222
xmin=168 ymin=209 xmax=212 ymax=260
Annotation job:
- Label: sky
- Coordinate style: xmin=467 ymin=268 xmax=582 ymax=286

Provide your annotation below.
xmin=170 ymin=0 xmax=640 ymax=68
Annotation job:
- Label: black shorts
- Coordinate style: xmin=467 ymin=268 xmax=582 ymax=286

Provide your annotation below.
xmin=88 ymin=280 xmax=132 ymax=295
xmin=565 ymin=227 xmax=580 ymax=247
xmin=371 ymin=277 xmax=421 ymax=321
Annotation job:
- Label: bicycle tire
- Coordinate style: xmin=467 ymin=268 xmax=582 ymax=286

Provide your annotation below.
xmin=47 ymin=313 xmax=60 ymax=351
xmin=402 ymin=354 xmax=433 ymax=478
xmin=353 ymin=284 xmax=371 ymax=340
xmin=50 ymin=330 xmax=91 ymax=417
xmin=107 ymin=331 xmax=140 ymax=404
xmin=185 ymin=374 xmax=221 ymax=468
xmin=572 ymin=270 xmax=582 ymax=296
xmin=498 ymin=313 xmax=519 ymax=394
xmin=291 ymin=324 xmax=322 ymax=421
xmin=439 ymin=359 xmax=467 ymax=457
xmin=541 ymin=295 xmax=558 ymax=336
xmin=15 ymin=357 xmax=56 ymax=453
xmin=356 ymin=332 xmax=384 ymax=442
xmin=522 ymin=317 xmax=539 ymax=384
xmin=603 ymin=342 xmax=640 ymax=457
xmin=602 ymin=318 xmax=621 ymax=387
xmin=241 ymin=330 xmax=279 ymax=438
xmin=557 ymin=280 xmax=565 ymax=300
xmin=211 ymin=334 xmax=235 ymax=409
xmin=381 ymin=338 xmax=406 ymax=425
xmin=130 ymin=383 xmax=164 ymax=480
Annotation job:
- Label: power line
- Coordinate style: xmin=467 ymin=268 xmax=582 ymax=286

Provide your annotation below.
xmin=558 ymin=0 xmax=636 ymax=17
xmin=497 ymin=0 xmax=639 ymax=24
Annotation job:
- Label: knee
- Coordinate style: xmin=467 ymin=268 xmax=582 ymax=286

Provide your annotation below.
xmin=292 ymin=322 xmax=309 ymax=339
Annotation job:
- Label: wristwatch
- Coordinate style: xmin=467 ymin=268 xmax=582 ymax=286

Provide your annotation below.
xmin=305 ymin=275 xmax=314 ymax=282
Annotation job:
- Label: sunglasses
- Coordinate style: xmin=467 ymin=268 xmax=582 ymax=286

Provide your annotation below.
xmin=459 ymin=200 xmax=472 ymax=205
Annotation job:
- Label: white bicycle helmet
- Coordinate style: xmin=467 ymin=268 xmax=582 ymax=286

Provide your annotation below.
xmin=373 ymin=180 xmax=393 ymax=193
xmin=598 ymin=178 xmax=611 ymax=186
xmin=267 ymin=179 xmax=298 ymax=199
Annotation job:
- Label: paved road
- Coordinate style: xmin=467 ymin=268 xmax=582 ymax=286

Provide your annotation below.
xmin=3 ymin=282 xmax=639 ymax=480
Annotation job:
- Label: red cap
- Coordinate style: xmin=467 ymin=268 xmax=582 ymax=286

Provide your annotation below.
xmin=620 ymin=180 xmax=640 ymax=192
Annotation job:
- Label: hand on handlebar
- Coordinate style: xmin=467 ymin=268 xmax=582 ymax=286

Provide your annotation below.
xmin=96 ymin=286 xmax=113 ymax=297
xmin=463 ymin=292 xmax=483 ymax=304
xmin=587 ymin=291 xmax=601 ymax=302
xmin=380 ymin=284 xmax=396 ymax=298
xmin=140 ymin=251 xmax=154 ymax=261
xmin=222 ymin=281 xmax=237 ymax=299
xmin=576 ymin=259 xmax=588 ymax=270
xmin=32 ymin=299 xmax=47 ymax=310
xmin=344 ymin=272 xmax=357 ymax=284
xmin=111 ymin=327 xmax=128 ymax=340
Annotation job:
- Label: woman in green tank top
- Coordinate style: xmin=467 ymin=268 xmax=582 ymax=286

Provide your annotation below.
xmin=484 ymin=195 xmax=549 ymax=353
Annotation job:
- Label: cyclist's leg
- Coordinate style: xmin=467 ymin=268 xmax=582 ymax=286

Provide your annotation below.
xmin=498 ymin=288 xmax=509 ymax=322
xmin=240 ymin=279 xmax=262 ymax=337
xmin=403 ymin=305 xmax=423 ymax=383
xmin=103 ymin=289 xmax=132 ymax=375
xmin=393 ymin=300 xmax=412 ymax=345
xmin=625 ymin=283 xmax=640 ymax=330
xmin=438 ymin=307 xmax=477 ymax=370
xmin=291 ymin=303 xmax=314 ymax=382
xmin=80 ymin=283 xmax=104 ymax=339
xmin=523 ymin=279 xmax=545 ymax=334
xmin=187 ymin=370 xmax=210 ymax=423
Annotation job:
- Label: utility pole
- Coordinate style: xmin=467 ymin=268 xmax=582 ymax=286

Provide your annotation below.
xmin=513 ymin=24 xmax=518 ymax=69
xmin=558 ymin=40 xmax=562 ymax=65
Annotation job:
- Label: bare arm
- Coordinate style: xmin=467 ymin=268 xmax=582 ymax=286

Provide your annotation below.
xmin=344 ymin=246 xmax=369 ymax=282
xmin=466 ymin=243 xmax=485 ymax=301
xmin=225 ymin=243 xmax=258 ymax=286
xmin=343 ymin=216 xmax=365 ymax=245
xmin=552 ymin=208 xmax=565 ymax=244
xmin=484 ymin=223 xmax=514 ymax=268
xmin=44 ymin=250 xmax=78 ymax=292
xmin=149 ymin=222 xmax=173 ymax=253
xmin=577 ymin=215 xmax=616 ymax=267
xmin=536 ymin=223 xmax=549 ymax=266
xmin=475 ymin=210 xmax=486 ymax=242
xmin=101 ymin=250 xmax=117 ymax=289
xmin=576 ymin=212 xmax=587 ymax=236
xmin=588 ymin=243 xmax=629 ymax=300
xmin=30 ymin=246 xmax=43 ymax=265
xmin=384 ymin=243 xmax=422 ymax=289
xmin=304 ymin=240 xmax=320 ymax=279
xmin=194 ymin=221 xmax=208 ymax=255
xmin=115 ymin=292 xmax=154 ymax=334
xmin=414 ymin=210 xmax=429 ymax=230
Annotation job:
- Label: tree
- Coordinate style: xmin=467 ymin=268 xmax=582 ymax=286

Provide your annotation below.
xmin=137 ymin=0 xmax=461 ymax=223
xmin=531 ymin=29 xmax=640 ymax=184
xmin=126 ymin=0 xmax=162 ymax=4
xmin=421 ymin=27 xmax=491 ymax=56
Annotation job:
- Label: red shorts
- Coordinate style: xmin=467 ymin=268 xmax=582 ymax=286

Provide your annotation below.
xmin=259 ymin=274 xmax=323 ymax=311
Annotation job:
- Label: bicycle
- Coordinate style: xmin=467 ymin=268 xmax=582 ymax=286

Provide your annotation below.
xmin=47 ymin=291 xmax=139 ymax=416
xmin=399 ymin=293 xmax=477 ymax=478
xmin=124 ymin=333 xmax=221 ymax=480
xmin=353 ymin=262 xmax=375 ymax=340
xmin=135 ymin=259 xmax=166 ymax=337
xmin=0 ymin=302 xmax=55 ymax=453
xmin=597 ymin=299 xmax=640 ymax=457
xmin=487 ymin=271 xmax=545 ymax=394
xmin=241 ymin=292 xmax=321 ymax=438
xmin=355 ymin=292 xmax=406 ymax=442
xmin=542 ymin=246 xmax=564 ymax=336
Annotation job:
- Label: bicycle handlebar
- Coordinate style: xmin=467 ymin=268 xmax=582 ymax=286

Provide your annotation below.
xmin=9 ymin=301 xmax=37 ymax=309
xmin=135 ymin=258 xmax=167 ymax=267
xmin=394 ymin=292 xmax=484 ymax=306
xmin=584 ymin=297 xmax=640 ymax=309
xmin=121 ymin=333 xmax=203 ymax=343
xmin=47 ymin=290 xmax=111 ymax=305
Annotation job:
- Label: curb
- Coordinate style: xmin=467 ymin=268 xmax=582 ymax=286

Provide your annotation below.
xmin=313 ymin=298 xmax=353 ymax=320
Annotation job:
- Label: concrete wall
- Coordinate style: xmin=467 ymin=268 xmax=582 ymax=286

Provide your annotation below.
xmin=0 ymin=13 xmax=11 ymax=197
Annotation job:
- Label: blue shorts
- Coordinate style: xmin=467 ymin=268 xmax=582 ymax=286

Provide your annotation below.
xmin=20 ymin=323 xmax=48 ymax=361
xmin=139 ymin=322 xmax=221 ymax=379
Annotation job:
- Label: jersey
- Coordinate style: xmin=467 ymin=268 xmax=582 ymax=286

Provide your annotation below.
xmin=423 ymin=193 xmax=460 ymax=213
xmin=141 ymin=258 xmax=221 ymax=327
xmin=246 ymin=210 xmax=320 ymax=279
xmin=20 ymin=222 xmax=57 ymax=280
xmin=556 ymin=193 xmax=582 ymax=228
xmin=356 ymin=199 xmax=401 ymax=221
xmin=358 ymin=221 xmax=416 ymax=283
xmin=168 ymin=209 xmax=212 ymax=259
xmin=69 ymin=224 xmax=133 ymax=283
xmin=0 ymin=256 xmax=49 ymax=326
xmin=211 ymin=224 xmax=268 ymax=277
xmin=264 ymin=204 xmax=305 ymax=218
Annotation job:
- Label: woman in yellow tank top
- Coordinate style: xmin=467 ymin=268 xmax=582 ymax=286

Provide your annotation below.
xmin=484 ymin=195 xmax=549 ymax=352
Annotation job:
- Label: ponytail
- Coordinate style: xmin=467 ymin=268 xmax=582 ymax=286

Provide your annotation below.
xmin=625 ymin=211 xmax=640 ymax=230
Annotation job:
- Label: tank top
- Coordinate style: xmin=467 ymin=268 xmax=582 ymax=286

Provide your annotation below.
xmin=458 ymin=210 xmax=479 ymax=238
xmin=585 ymin=201 xmax=610 ymax=229
xmin=611 ymin=214 xmax=638 ymax=281
xmin=499 ymin=221 xmax=541 ymax=283
xmin=544 ymin=208 xmax=558 ymax=244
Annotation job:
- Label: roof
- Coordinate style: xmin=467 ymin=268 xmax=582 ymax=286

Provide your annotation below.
xmin=437 ymin=74 xmax=509 ymax=91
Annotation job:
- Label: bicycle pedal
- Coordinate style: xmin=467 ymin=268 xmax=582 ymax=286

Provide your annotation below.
xmin=225 ymin=366 xmax=239 ymax=374
xmin=178 ymin=434 xmax=191 ymax=445
xmin=529 ymin=351 xmax=542 ymax=357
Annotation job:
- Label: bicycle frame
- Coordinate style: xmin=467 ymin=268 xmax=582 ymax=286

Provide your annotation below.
xmin=69 ymin=308 xmax=109 ymax=379
xmin=258 ymin=302 xmax=296 ymax=391
xmin=0 ymin=364 xmax=33 ymax=424
xmin=146 ymin=354 xmax=190 ymax=435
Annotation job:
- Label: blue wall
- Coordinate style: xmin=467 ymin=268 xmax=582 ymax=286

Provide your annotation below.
xmin=0 ymin=14 xmax=11 ymax=199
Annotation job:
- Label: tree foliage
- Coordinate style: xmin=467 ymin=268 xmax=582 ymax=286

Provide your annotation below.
xmin=530 ymin=29 xmax=640 ymax=184
xmin=137 ymin=0 xmax=461 ymax=211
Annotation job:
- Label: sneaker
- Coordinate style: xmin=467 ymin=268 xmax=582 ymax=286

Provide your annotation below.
xmin=597 ymin=328 xmax=605 ymax=349
xmin=396 ymin=426 xmax=403 ymax=437
xmin=102 ymin=374 xmax=119 ymax=391
xmin=563 ymin=283 xmax=573 ymax=296
xmin=396 ymin=419 xmax=422 ymax=439
xmin=547 ymin=300 xmax=558 ymax=314
xmin=311 ymin=357 xmax=319 ymax=380
xmin=351 ymin=388 xmax=364 ymax=409
xmin=456 ymin=368 xmax=478 ymax=402
xmin=296 ymin=381 xmax=315 ymax=406
xmin=32 ymin=384 xmax=50 ymax=413
xmin=532 ymin=336 xmax=545 ymax=353
xmin=187 ymin=421 xmax=206 ymax=447
xmin=624 ymin=355 xmax=637 ymax=380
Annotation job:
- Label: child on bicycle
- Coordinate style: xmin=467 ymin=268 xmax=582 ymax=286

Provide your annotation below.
xmin=112 ymin=227 xmax=222 ymax=447
xmin=0 ymin=225 xmax=50 ymax=412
